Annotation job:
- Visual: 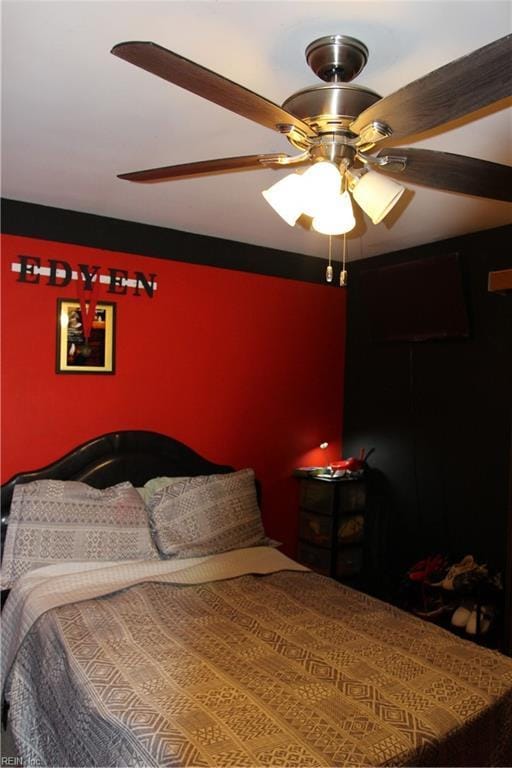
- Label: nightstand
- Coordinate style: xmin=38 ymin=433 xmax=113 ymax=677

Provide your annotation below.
xmin=296 ymin=475 xmax=368 ymax=586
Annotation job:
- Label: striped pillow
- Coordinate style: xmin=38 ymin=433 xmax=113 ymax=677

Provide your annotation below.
xmin=147 ymin=469 xmax=268 ymax=558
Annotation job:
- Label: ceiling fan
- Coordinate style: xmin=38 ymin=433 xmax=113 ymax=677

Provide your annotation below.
xmin=111 ymin=33 xmax=512 ymax=227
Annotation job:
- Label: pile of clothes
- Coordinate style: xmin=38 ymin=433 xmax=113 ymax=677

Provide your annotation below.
xmin=401 ymin=553 xmax=502 ymax=636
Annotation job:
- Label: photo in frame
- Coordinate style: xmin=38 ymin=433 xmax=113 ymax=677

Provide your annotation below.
xmin=56 ymin=298 xmax=116 ymax=374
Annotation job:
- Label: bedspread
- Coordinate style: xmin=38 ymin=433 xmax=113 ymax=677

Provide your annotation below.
xmin=4 ymin=552 xmax=512 ymax=767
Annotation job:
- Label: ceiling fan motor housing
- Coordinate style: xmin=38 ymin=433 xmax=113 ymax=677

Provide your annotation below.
xmin=282 ymin=34 xmax=381 ymax=146
xmin=282 ymin=83 xmax=381 ymax=143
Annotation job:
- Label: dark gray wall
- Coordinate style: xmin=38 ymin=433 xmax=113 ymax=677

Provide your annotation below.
xmin=343 ymin=225 xmax=512 ymax=599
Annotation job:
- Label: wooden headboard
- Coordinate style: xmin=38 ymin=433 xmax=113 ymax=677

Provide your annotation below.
xmin=1 ymin=430 xmax=233 ymax=551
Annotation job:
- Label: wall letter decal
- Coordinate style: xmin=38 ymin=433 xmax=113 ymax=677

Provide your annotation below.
xmin=12 ymin=257 xmax=157 ymax=297
xmin=78 ymin=264 xmax=101 ymax=290
xmin=17 ymin=255 xmax=41 ymax=284
xmin=133 ymin=271 xmax=157 ymax=298
xmin=48 ymin=259 xmax=73 ymax=287
xmin=107 ymin=268 xmax=128 ymax=295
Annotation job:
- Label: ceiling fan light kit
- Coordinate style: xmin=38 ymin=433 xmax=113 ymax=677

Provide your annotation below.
xmin=312 ymin=191 xmax=356 ymax=236
xmin=261 ymin=173 xmax=305 ymax=226
xmin=262 ymin=160 xmax=359 ymax=235
xmin=111 ymin=31 xmax=512 ymax=239
xmin=261 ymin=158 xmax=404 ymax=235
xmin=349 ymin=170 xmax=406 ymax=226
xmin=299 ymin=161 xmax=343 ymax=217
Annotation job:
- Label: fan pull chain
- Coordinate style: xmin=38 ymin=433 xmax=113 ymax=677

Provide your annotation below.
xmin=339 ymin=173 xmax=348 ymax=287
xmin=326 ymin=235 xmax=333 ymax=283
xmin=340 ymin=232 xmax=348 ymax=286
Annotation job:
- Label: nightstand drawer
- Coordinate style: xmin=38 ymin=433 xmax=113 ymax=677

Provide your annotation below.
xmin=300 ymin=480 xmax=335 ymax=514
xmin=339 ymin=483 xmax=366 ymax=513
xmin=337 ymin=513 xmax=364 ymax=544
xmin=297 ymin=542 xmax=331 ymax=575
xmin=299 ymin=510 xmax=333 ymax=546
xmin=300 ymin=478 xmax=366 ymax=515
xmin=335 ymin=546 xmax=363 ymax=578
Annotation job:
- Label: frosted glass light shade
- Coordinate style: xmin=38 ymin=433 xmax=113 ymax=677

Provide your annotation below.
xmin=301 ymin=162 xmax=342 ymax=217
xmin=262 ymin=173 xmax=305 ymax=226
xmin=312 ymin=191 xmax=356 ymax=235
xmin=351 ymin=170 xmax=404 ymax=224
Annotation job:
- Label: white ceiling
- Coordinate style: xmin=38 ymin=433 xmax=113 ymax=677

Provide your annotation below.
xmin=2 ymin=0 xmax=511 ymax=262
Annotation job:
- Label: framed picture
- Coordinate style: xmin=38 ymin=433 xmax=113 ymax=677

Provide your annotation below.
xmin=56 ymin=299 xmax=116 ymax=374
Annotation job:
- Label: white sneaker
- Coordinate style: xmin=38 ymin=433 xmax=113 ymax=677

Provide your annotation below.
xmin=451 ymin=604 xmax=473 ymax=628
xmin=465 ymin=606 xmax=494 ymax=635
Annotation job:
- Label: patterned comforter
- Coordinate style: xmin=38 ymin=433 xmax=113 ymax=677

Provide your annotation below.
xmin=4 ymin=549 xmax=512 ymax=767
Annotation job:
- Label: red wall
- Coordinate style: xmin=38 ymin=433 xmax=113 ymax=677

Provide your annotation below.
xmin=1 ymin=233 xmax=346 ymax=555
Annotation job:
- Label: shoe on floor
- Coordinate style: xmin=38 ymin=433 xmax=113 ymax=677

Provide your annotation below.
xmin=451 ymin=603 xmax=474 ymax=628
xmin=432 ymin=555 xmax=485 ymax=590
xmin=465 ymin=606 xmax=494 ymax=635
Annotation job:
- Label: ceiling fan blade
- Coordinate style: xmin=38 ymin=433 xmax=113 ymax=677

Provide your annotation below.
xmin=351 ymin=34 xmax=512 ymax=142
xmin=117 ymin=154 xmax=303 ymax=182
xmin=376 ymin=147 xmax=512 ymax=202
xmin=112 ymin=41 xmax=317 ymax=139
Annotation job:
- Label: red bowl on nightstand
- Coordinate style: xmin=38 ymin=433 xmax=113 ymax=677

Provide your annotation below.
xmin=330 ymin=458 xmax=365 ymax=472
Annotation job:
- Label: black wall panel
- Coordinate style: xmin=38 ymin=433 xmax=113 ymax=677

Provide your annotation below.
xmin=343 ymin=225 xmax=512 ymax=598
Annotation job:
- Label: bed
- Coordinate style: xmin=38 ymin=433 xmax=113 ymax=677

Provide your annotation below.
xmin=1 ymin=430 xmax=512 ymax=768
